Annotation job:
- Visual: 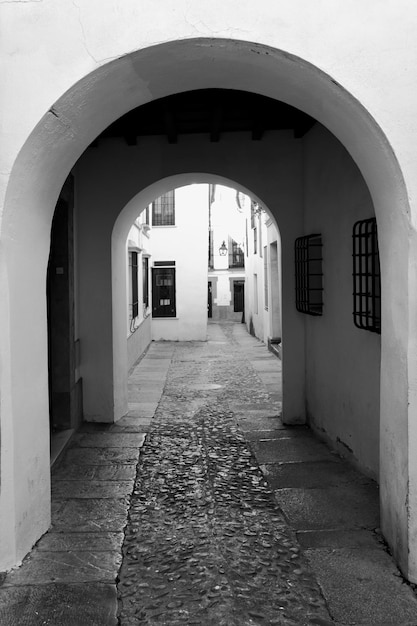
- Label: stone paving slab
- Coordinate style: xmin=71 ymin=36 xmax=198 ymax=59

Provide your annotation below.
xmin=64 ymin=447 xmax=140 ymax=465
xmin=73 ymin=432 xmax=146 ymax=448
xmin=0 ymin=583 xmax=118 ymax=626
xmin=243 ymin=426 xmax=311 ymax=441
xmin=236 ymin=416 xmax=285 ymax=431
xmin=52 ymin=479 xmax=133 ymax=499
xmin=262 ymin=459 xmax=373 ymax=489
xmin=250 ymin=436 xmax=337 ymax=464
xmin=2 ymin=550 xmax=121 ymax=585
xmin=81 ymin=417 xmax=150 ymax=433
xmin=274 ymin=485 xmax=380 ymax=530
xmin=296 ymin=529 xmax=382 ymax=550
xmin=36 ymin=532 xmax=124 ymax=552
xmin=306 ymin=547 xmax=417 ymax=625
xmin=51 ymin=498 xmax=130 ymax=532
xmin=52 ymin=463 xmax=137 ymax=481
xmin=127 ymin=402 xmax=158 ymax=417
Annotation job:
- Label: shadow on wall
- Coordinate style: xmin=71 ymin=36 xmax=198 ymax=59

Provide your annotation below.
xmin=249 ymin=316 xmax=255 ymax=337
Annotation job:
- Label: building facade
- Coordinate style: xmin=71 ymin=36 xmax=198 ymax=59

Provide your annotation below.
xmin=1 ymin=1 xmax=417 ymax=584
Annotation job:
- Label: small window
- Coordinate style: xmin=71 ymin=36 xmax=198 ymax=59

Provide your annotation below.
xmin=152 ymin=191 xmax=175 ymax=226
xmin=254 ymin=273 xmax=258 ymax=314
xmin=253 ymin=227 xmax=258 ymax=255
xmin=129 ymin=251 xmax=139 ymax=320
xmin=142 ymin=256 xmax=149 ymax=308
xmin=208 ymin=229 xmax=214 ymax=269
xmin=264 ymin=246 xmax=268 ymax=310
xmin=352 ymin=217 xmax=381 ymax=333
xmin=294 ymin=234 xmax=323 ymax=316
xmin=228 ymin=237 xmax=244 ymax=268
xmin=152 ymin=267 xmax=176 ymax=317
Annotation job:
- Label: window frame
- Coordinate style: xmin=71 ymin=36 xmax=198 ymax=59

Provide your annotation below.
xmin=152 ymin=265 xmax=176 ymax=318
xmin=228 ymin=237 xmax=244 ymax=268
xmin=129 ymin=251 xmax=139 ymax=320
xmin=294 ymin=234 xmax=323 ymax=316
xmin=152 ymin=191 xmax=175 ymax=226
xmin=352 ymin=217 xmax=381 ymax=334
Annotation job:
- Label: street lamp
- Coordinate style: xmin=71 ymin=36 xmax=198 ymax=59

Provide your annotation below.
xmin=219 ymin=241 xmax=228 ymax=256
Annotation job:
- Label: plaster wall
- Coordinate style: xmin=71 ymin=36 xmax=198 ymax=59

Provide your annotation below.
xmin=1 ymin=1 xmax=416 ymax=577
xmin=150 ymin=184 xmax=209 ymax=341
xmin=303 ymin=125 xmax=380 ymax=478
xmin=245 ymin=212 xmax=271 ymax=344
xmin=127 ymin=316 xmax=151 ymax=372
xmin=209 ymin=185 xmax=246 ymax=321
xmin=74 ymin=133 xmax=304 ymax=424
xmin=267 ymin=223 xmax=282 ymax=342
xmin=126 ymin=221 xmax=152 ymax=370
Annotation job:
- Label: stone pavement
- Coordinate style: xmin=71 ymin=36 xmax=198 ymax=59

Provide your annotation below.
xmin=1 ymin=321 xmax=417 ymax=625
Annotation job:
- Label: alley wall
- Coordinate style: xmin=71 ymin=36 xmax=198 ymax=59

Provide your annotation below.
xmin=303 ymin=125 xmax=380 ymax=479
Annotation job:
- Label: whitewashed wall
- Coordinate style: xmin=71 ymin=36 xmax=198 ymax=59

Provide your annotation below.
xmin=1 ymin=0 xmax=417 ymax=580
xmin=303 ymin=125 xmax=380 ymax=478
xmin=150 ymin=185 xmax=209 ymax=341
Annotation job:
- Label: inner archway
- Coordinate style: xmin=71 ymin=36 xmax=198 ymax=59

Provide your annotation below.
xmin=0 ymin=39 xmax=412 ymax=582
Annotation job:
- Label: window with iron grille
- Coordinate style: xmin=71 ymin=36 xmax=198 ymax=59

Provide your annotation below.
xmin=228 ymin=237 xmax=244 ymax=268
xmin=152 ymin=191 xmax=175 ymax=226
xmin=294 ymin=234 xmax=323 ymax=316
xmin=142 ymin=256 xmax=149 ymax=308
xmin=208 ymin=229 xmax=214 ymax=269
xmin=264 ymin=246 xmax=268 ymax=310
xmin=129 ymin=251 xmax=139 ymax=319
xmin=352 ymin=217 xmax=381 ymax=333
xmin=253 ymin=227 xmax=258 ymax=255
xmin=152 ymin=266 xmax=176 ymax=317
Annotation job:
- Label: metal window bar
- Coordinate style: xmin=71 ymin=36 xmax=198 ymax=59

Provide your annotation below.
xmin=228 ymin=237 xmax=244 ymax=268
xmin=152 ymin=191 xmax=175 ymax=226
xmin=352 ymin=217 xmax=381 ymax=333
xmin=130 ymin=251 xmax=139 ymax=319
xmin=294 ymin=234 xmax=323 ymax=316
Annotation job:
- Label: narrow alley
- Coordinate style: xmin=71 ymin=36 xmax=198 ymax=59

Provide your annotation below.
xmin=1 ymin=322 xmax=416 ymax=625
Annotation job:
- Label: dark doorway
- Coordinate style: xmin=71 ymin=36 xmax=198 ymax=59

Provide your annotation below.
xmin=208 ymin=281 xmax=213 ymax=318
xmin=47 ymin=175 xmax=82 ymax=434
xmin=233 ymin=280 xmax=245 ymax=313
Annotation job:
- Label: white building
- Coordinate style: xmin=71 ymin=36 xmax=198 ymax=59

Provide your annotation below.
xmin=208 ymin=185 xmax=246 ymax=322
xmin=2 ymin=1 xmax=417 ymax=584
xmin=149 ymin=185 xmax=209 ymax=341
xmin=245 ymin=205 xmax=282 ymax=353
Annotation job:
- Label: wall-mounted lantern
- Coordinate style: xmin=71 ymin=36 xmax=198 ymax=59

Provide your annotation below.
xmin=219 ymin=241 xmax=228 ymax=256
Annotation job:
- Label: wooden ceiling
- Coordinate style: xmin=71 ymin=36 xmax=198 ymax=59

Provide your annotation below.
xmin=94 ymin=89 xmax=315 ymax=146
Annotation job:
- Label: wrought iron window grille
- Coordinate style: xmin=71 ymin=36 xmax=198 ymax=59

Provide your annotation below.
xmin=352 ymin=217 xmax=381 ymax=334
xmin=294 ymin=234 xmax=323 ymax=316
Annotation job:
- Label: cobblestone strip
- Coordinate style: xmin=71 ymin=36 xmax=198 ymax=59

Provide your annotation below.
xmin=117 ymin=335 xmax=333 ymax=626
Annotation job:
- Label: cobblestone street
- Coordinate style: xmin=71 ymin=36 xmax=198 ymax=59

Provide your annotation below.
xmin=1 ymin=321 xmax=417 ymax=625
xmin=118 ymin=322 xmax=331 ymax=625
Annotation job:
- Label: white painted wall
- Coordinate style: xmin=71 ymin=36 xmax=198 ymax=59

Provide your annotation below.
xmin=209 ymin=185 xmax=246 ymax=320
xmin=303 ymin=125 xmax=381 ymax=478
xmin=1 ymin=2 xmax=416 ymax=579
xmin=267 ymin=221 xmax=282 ymax=343
xmin=245 ymin=208 xmax=270 ymax=342
xmin=150 ymin=184 xmax=209 ymax=341
xmin=126 ymin=217 xmax=152 ymax=370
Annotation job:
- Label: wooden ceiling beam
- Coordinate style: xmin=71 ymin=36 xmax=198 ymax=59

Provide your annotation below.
xmin=124 ymin=133 xmax=137 ymax=146
xmin=164 ymin=110 xmax=178 ymax=144
xmin=210 ymin=106 xmax=223 ymax=142
xmin=293 ymin=118 xmax=315 ymax=139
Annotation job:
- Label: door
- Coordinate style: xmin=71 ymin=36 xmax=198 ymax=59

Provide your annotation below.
xmin=208 ymin=281 xmax=213 ymax=318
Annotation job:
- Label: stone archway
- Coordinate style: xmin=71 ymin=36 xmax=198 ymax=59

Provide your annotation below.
xmin=111 ymin=174 xmax=283 ymax=422
xmin=0 ymin=39 xmax=413 ymax=582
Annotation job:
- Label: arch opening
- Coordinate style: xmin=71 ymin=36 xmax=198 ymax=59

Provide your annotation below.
xmin=0 ymin=39 xmax=412 ymax=582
